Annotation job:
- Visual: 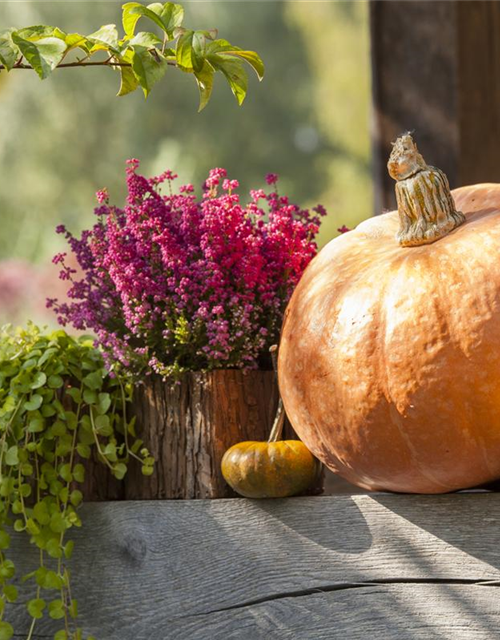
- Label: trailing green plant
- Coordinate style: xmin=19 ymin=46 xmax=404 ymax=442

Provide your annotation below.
xmin=0 ymin=323 xmax=152 ymax=640
xmin=0 ymin=1 xmax=264 ymax=109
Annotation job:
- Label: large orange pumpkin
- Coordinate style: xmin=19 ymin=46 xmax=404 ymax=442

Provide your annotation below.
xmin=279 ymin=134 xmax=500 ymax=493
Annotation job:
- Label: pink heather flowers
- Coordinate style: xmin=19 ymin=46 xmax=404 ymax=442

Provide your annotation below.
xmin=48 ymin=162 xmax=327 ymax=379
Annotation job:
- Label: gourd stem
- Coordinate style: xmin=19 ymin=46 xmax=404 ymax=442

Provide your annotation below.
xmin=268 ymin=345 xmax=285 ymax=443
xmin=387 ymin=133 xmax=465 ymax=247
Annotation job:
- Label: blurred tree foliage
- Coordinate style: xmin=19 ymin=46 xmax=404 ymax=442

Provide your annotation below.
xmin=0 ymin=1 xmax=371 ymax=266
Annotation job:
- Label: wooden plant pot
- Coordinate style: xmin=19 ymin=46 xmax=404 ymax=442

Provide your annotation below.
xmin=124 ymin=370 xmax=324 ymax=500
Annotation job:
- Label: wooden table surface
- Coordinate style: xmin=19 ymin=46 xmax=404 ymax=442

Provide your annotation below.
xmin=7 ymin=494 xmax=500 ymax=639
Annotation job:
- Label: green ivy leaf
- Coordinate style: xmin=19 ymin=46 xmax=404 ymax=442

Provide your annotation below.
xmin=0 ymin=530 xmax=10 ymax=550
xmin=0 ymin=621 xmax=13 ymax=640
xmin=97 ymin=392 xmax=111 ymax=414
xmin=5 ymin=446 xmax=18 ymax=466
xmin=131 ymin=46 xmax=168 ymax=97
xmin=11 ymin=35 xmax=67 ymax=80
xmin=54 ymin=629 xmax=68 ymax=640
xmin=49 ymin=512 xmax=67 ymax=534
xmin=70 ymin=490 xmax=83 ymax=507
xmin=59 ymin=463 xmax=73 ymax=483
xmin=27 ymin=598 xmax=46 ymax=619
xmin=49 ymin=599 xmax=65 ymax=620
xmin=48 ymin=374 xmax=64 ymax=388
xmin=0 ymin=30 xmax=19 ymax=71
xmin=31 ymin=371 xmax=47 ymax=389
xmin=24 ymin=394 xmax=43 ymax=411
xmin=76 ymin=443 xmax=91 ymax=459
xmin=83 ymin=371 xmax=103 ymax=390
xmin=3 ymin=585 xmax=18 ymax=603
xmin=73 ymin=464 xmax=85 ymax=484
xmin=113 ymin=463 xmax=127 ymax=480
xmin=46 ymin=538 xmax=63 ymax=559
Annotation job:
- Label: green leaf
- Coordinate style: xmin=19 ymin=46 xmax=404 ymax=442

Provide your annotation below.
xmin=132 ymin=46 xmax=168 ymax=97
xmin=38 ymin=347 xmax=58 ymax=366
xmin=87 ymin=24 xmax=119 ymax=52
xmin=3 ymin=585 xmax=17 ymax=603
xmin=48 ymin=374 xmax=64 ymax=389
xmin=16 ymin=25 xmax=62 ymax=40
xmin=31 ymin=371 xmax=47 ymax=389
xmin=123 ymin=2 xmax=183 ymax=38
xmin=54 ymin=630 xmax=68 ymax=640
xmin=0 ymin=621 xmax=13 ymax=640
xmin=5 ymin=446 xmax=18 ymax=466
xmin=64 ymin=33 xmax=90 ymax=53
xmin=206 ymin=39 xmax=264 ymax=80
xmin=149 ymin=2 xmax=184 ymax=36
xmin=226 ymin=49 xmax=264 ymax=81
xmin=41 ymin=569 xmax=63 ymax=590
xmin=113 ymin=462 xmax=127 ymax=480
xmin=27 ymin=598 xmax=46 ymax=619
xmin=70 ymin=489 xmax=83 ymax=507
xmin=11 ymin=35 xmax=67 ymax=80
xmin=83 ymin=389 xmax=97 ymax=405
xmin=34 ymin=502 xmax=50 ymax=525
xmin=0 ymin=530 xmax=10 ymax=550
xmin=24 ymin=394 xmax=43 ymax=411
xmin=97 ymin=392 xmax=111 ymax=414
xmin=117 ymin=65 xmax=139 ymax=97
xmin=64 ymin=540 xmax=74 ymax=559
xmin=28 ymin=417 xmax=45 ymax=433
xmin=46 ymin=538 xmax=63 ymax=559
xmin=175 ymin=29 xmax=194 ymax=72
xmin=73 ymin=464 xmax=85 ymax=483
xmin=49 ymin=512 xmax=67 ymax=534
xmin=49 ymin=599 xmax=65 ymax=620
xmin=211 ymin=56 xmax=248 ymax=105
xmin=195 ymin=60 xmax=214 ymax=111
xmin=0 ymin=30 xmax=19 ymax=71
xmin=83 ymin=371 xmax=103 ymax=390
xmin=76 ymin=443 xmax=91 ymax=459
xmin=95 ymin=414 xmax=111 ymax=435
xmin=128 ymin=31 xmax=162 ymax=48
xmin=59 ymin=463 xmax=72 ymax=483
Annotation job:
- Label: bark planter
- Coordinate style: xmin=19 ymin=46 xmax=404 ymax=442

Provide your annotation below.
xmin=124 ymin=370 xmax=324 ymax=499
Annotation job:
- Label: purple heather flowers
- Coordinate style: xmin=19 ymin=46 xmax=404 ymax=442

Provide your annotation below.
xmin=48 ymin=162 xmax=326 ymax=379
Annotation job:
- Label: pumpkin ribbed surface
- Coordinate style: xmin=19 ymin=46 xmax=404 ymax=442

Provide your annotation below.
xmin=279 ymin=184 xmax=500 ymax=493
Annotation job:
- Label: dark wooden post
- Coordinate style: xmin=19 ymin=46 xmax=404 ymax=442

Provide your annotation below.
xmin=371 ymin=0 xmax=500 ymax=213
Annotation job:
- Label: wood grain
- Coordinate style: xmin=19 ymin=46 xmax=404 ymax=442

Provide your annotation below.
xmin=370 ymin=1 xmax=500 ymax=213
xmin=126 ymin=371 xmax=323 ymax=499
xmin=6 ymin=494 xmax=500 ymax=638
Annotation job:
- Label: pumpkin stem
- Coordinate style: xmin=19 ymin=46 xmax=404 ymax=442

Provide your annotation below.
xmin=268 ymin=345 xmax=285 ymax=443
xmin=388 ymin=133 xmax=465 ymax=247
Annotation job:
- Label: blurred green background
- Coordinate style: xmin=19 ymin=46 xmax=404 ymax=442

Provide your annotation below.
xmin=0 ymin=0 xmax=371 ymax=325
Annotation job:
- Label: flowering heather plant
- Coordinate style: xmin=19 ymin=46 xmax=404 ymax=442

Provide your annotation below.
xmin=48 ymin=162 xmax=327 ymax=379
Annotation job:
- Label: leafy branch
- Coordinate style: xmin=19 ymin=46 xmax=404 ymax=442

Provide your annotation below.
xmin=0 ymin=2 xmax=264 ymax=110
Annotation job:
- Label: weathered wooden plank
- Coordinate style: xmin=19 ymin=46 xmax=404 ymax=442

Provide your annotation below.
xmin=166 ymin=585 xmax=500 ymax=640
xmin=6 ymin=494 xmax=500 ymax=638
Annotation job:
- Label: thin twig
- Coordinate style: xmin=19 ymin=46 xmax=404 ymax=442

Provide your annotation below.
xmin=1 ymin=59 xmax=178 ymax=71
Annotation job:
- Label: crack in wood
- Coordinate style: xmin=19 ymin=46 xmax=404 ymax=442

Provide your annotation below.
xmin=183 ymin=578 xmax=500 ymax=618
